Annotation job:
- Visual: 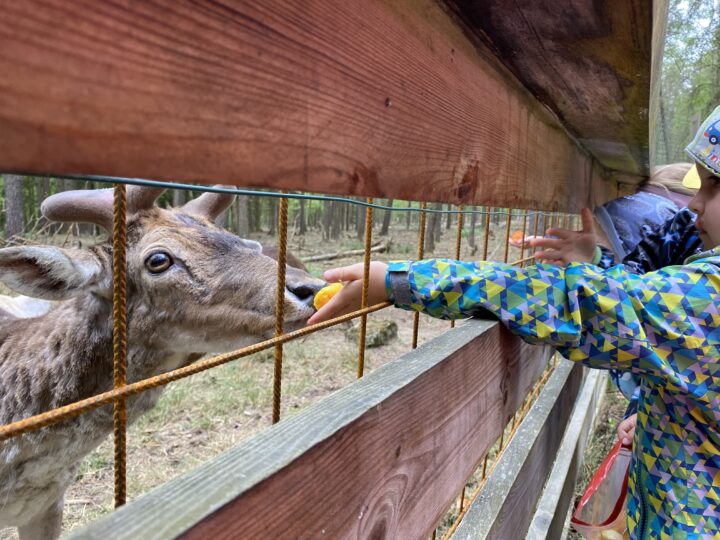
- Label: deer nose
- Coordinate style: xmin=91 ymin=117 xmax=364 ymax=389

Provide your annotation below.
xmin=286 ymin=282 xmax=326 ymax=306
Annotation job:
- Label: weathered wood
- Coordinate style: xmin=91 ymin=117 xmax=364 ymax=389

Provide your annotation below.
xmin=0 ymin=0 xmax=605 ymax=211
xmin=68 ymin=320 xmax=551 ymax=540
xmin=526 ymin=369 xmax=608 ymax=539
xmin=446 ymin=0 xmax=657 ymax=179
xmin=450 ymin=359 xmax=583 ymax=540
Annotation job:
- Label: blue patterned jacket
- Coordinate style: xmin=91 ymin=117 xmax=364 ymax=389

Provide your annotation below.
xmin=386 ymin=248 xmax=720 ymax=539
xmin=597 ymin=208 xmax=703 ymax=411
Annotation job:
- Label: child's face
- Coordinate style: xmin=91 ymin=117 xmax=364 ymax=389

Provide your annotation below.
xmin=688 ymin=165 xmax=720 ymax=249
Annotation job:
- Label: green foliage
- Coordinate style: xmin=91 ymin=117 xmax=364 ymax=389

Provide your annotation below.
xmin=656 ymin=0 xmax=720 ymax=163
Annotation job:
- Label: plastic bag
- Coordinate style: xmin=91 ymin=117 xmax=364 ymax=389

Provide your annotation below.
xmin=571 ymin=441 xmax=632 ymax=540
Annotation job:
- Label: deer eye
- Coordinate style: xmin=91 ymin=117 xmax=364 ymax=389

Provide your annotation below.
xmin=145 ymin=251 xmax=173 ymax=274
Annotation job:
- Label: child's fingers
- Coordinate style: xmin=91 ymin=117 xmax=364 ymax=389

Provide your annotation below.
xmin=545 ymin=227 xmax=574 ymax=240
xmin=323 ymin=263 xmax=365 ymax=283
xmin=530 ymin=237 xmax=565 ymax=250
xmin=580 ymin=207 xmax=595 ymax=234
xmin=307 ymin=281 xmax=361 ymax=325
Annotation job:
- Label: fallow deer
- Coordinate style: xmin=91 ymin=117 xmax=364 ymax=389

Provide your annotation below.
xmin=0 ymin=186 xmax=325 ymax=539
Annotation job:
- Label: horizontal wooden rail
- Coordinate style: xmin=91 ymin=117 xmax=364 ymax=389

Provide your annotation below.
xmin=69 ymin=319 xmax=552 ymax=539
xmin=526 ymin=369 xmax=607 ymax=539
xmin=449 ymin=362 xmax=598 ymax=539
xmin=0 ymin=0 xmax=612 ymax=211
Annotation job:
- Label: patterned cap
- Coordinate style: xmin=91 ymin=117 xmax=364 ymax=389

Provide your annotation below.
xmin=685 ymin=105 xmax=720 ymax=178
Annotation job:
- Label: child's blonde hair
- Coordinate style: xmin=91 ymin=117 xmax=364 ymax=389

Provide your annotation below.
xmin=645 ymin=162 xmax=697 ymax=196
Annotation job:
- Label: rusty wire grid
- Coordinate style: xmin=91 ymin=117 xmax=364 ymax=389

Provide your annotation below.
xmin=440 ymin=352 xmax=561 ymax=540
xmin=272 ymin=195 xmax=289 ymax=424
xmin=431 ymin=209 xmax=576 ymax=540
xmin=112 ymin=184 xmax=128 ymax=507
xmin=0 ymin=177 xmax=578 ymax=536
xmin=357 ymin=198 xmax=374 ymax=378
xmin=411 ymin=202 xmax=428 ymax=350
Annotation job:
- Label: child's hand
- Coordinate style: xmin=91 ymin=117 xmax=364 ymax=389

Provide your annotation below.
xmin=508 ymin=234 xmax=542 ymax=248
xmin=306 ymin=262 xmax=389 ymax=325
xmin=530 ymin=208 xmax=597 ymax=265
xmin=617 ymin=413 xmax=637 ymax=446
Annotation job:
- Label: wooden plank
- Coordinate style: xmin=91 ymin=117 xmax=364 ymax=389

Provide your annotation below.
xmin=68 ymin=320 xmax=552 ymax=540
xmin=450 ymin=359 xmax=583 ymax=540
xmin=446 ymin=0 xmax=657 ymax=179
xmin=0 ymin=0 xmax=601 ymax=211
xmin=526 ymin=369 xmax=607 ymax=539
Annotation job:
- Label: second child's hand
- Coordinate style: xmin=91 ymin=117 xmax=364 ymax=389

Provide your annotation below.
xmin=307 ymin=262 xmax=389 ymax=325
xmin=530 ymin=208 xmax=597 ymax=265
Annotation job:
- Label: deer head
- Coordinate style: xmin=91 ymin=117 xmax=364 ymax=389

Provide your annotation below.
xmin=0 ymin=185 xmax=325 ymax=355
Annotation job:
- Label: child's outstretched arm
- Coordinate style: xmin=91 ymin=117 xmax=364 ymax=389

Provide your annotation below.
xmin=310 ymin=252 xmax=720 ymax=391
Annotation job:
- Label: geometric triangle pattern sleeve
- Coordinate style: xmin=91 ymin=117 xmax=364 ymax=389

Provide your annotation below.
xmin=387 ymin=250 xmax=720 ymax=539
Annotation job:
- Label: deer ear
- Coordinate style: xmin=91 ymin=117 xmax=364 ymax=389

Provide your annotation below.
xmin=0 ymin=246 xmax=108 ymax=300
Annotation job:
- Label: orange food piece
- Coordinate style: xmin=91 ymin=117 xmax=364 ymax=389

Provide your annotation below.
xmin=510 ymin=230 xmax=525 ymax=243
xmin=313 ymin=282 xmax=344 ymax=310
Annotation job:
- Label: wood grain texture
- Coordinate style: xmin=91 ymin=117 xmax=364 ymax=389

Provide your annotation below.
xmin=526 ymin=370 xmax=607 ymax=540
xmin=450 ymin=360 xmax=583 ymax=540
xmin=0 ymin=0 xmax=605 ymax=211
xmin=68 ymin=320 xmax=552 ymax=540
xmin=446 ymin=0 xmax=657 ymax=178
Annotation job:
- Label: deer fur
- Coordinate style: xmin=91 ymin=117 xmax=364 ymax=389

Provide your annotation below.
xmin=0 ymin=187 xmax=324 ymax=539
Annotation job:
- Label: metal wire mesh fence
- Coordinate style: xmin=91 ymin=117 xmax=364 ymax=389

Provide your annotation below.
xmin=0 ymin=176 xmax=578 ymax=537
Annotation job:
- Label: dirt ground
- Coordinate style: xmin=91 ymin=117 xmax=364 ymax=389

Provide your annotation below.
xmin=1 ymin=215 xmax=537 ymax=539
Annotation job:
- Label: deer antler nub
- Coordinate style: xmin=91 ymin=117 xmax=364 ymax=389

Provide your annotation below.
xmin=181 ymin=186 xmax=236 ymax=221
xmin=40 ymin=186 xmax=165 ymax=230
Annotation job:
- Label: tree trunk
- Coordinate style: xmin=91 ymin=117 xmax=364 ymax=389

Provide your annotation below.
xmin=356 ymin=200 xmax=365 ymax=239
xmin=331 ymin=202 xmax=342 ymax=239
xmin=468 ymin=208 xmax=477 ymax=248
xmin=172 ymin=189 xmax=187 ymax=207
xmin=298 ymin=199 xmax=307 ymax=235
xmin=425 ymin=202 xmax=442 ymax=253
xmin=445 ymin=205 xmax=453 ymax=230
xmin=268 ymin=198 xmax=278 ymax=236
xmin=380 ymin=199 xmax=393 ymax=236
xmin=4 ymin=175 xmax=26 ymax=242
xmin=234 ymin=196 xmax=250 ymax=237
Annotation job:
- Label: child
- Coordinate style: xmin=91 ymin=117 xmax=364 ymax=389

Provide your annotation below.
xmin=532 ymin=165 xmax=703 ymax=411
xmin=511 ymin=162 xmax=697 ymax=265
xmin=308 ymin=107 xmax=720 ymax=539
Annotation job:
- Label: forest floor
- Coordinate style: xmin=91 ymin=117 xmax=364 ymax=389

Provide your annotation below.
xmin=0 ymin=215 xmax=616 ymax=539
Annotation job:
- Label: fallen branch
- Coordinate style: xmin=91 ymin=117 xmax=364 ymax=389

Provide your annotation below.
xmin=303 ymin=239 xmax=391 ymax=262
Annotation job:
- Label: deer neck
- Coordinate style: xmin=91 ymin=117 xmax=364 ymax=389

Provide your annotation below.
xmin=0 ymin=293 xmax=198 ymax=425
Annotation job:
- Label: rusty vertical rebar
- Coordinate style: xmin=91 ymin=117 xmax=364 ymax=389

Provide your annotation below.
xmin=518 ymin=211 xmax=528 ymax=267
xmin=271 ymin=196 xmax=289 ymax=424
xmin=482 ymin=211 xmax=491 ymax=260
xmin=112 ymin=184 xmax=127 ymax=508
xmin=412 ymin=202 xmax=428 ymax=349
xmin=357 ymin=198 xmax=374 ymax=378
xmin=503 ymin=209 xmax=512 ymax=263
xmin=450 ymin=205 xmax=464 ymax=329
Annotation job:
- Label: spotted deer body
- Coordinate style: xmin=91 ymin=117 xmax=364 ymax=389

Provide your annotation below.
xmin=0 ymin=188 xmax=324 ymax=539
